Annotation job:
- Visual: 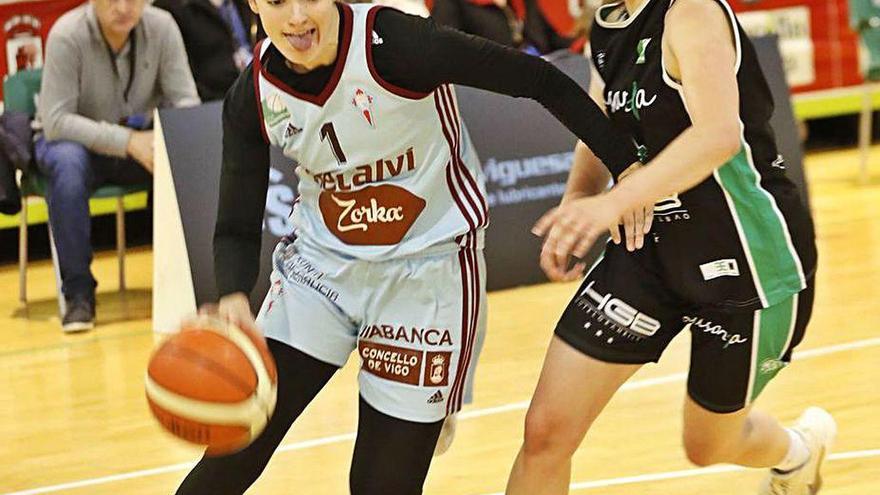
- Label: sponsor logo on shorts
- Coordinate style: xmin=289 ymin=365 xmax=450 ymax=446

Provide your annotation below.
xmin=699 ymin=259 xmax=740 ymax=281
xmin=283 ymin=254 xmax=340 ymax=302
xmin=579 ymin=281 xmax=661 ymax=339
xmin=357 ymin=341 xmax=453 ymax=387
xmin=760 ymin=358 xmax=786 ymax=375
xmin=682 ymin=315 xmax=749 ymax=348
xmin=358 ymin=324 xmax=454 ymax=347
xmin=359 ymin=341 xmax=423 ymax=385
xmin=319 ymin=185 xmax=425 ymax=245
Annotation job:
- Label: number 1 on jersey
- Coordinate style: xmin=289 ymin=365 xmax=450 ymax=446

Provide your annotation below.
xmin=320 ymin=122 xmax=347 ymax=166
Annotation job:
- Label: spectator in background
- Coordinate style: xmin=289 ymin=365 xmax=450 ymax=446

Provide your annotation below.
xmin=372 ymin=0 xmax=430 ymax=17
xmin=38 ymin=0 xmax=199 ymax=333
xmin=431 ymin=0 xmax=525 ymax=47
xmin=430 ymin=0 xmax=573 ymax=54
xmin=568 ymin=0 xmax=615 ymax=53
xmin=154 ymin=0 xmax=261 ymax=101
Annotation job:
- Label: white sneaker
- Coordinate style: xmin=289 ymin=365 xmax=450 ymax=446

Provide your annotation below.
xmin=433 ymin=414 xmax=457 ymax=457
xmin=759 ymin=407 xmax=837 ymax=495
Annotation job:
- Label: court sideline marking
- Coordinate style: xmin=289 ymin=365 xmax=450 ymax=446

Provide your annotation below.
xmin=478 ymin=449 xmax=880 ymax=494
xmin=4 ymin=336 xmax=879 ymax=495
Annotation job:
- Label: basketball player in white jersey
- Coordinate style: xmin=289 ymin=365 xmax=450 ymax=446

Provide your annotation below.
xmin=174 ymin=0 xmax=641 ymax=492
xmin=507 ymin=0 xmax=835 ymax=494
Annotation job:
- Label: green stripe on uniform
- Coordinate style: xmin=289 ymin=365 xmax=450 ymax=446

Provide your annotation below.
xmin=716 ymin=146 xmax=804 ymax=306
xmin=750 ymin=295 xmax=795 ymax=402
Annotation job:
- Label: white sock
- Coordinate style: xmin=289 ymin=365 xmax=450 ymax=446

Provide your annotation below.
xmin=773 ymin=428 xmax=811 ymax=473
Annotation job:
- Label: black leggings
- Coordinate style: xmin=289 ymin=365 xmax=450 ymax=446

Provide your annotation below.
xmin=175 ymin=338 xmax=444 ymax=495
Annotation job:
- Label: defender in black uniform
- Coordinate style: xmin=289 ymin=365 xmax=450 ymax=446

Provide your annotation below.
xmin=507 ymin=1 xmax=836 ymax=494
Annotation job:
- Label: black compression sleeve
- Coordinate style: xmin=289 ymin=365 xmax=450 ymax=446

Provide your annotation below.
xmin=372 ymin=8 xmax=637 ymax=175
xmin=213 ymin=66 xmax=271 ymax=298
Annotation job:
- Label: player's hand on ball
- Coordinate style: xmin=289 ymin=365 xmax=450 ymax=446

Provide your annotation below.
xmin=218 ymin=292 xmax=258 ymax=330
xmin=615 ymin=163 xmax=653 ymax=252
xmin=533 ymin=194 xmax=623 ymax=273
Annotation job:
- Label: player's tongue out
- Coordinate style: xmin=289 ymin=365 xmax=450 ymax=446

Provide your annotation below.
xmin=287 ymin=28 xmax=317 ymax=52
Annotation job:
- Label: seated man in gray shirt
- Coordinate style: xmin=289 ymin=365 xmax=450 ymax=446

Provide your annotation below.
xmin=37 ymin=0 xmax=199 ymax=332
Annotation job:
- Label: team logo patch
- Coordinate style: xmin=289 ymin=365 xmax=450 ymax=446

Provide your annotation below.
xmin=424 ymin=352 xmax=451 ymax=386
xmin=636 ymin=38 xmax=652 ymax=64
xmin=352 ymin=88 xmax=376 ymax=128
xmin=262 ymin=92 xmax=291 ymax=128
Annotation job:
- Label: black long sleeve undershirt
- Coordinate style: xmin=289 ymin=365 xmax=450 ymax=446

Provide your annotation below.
xmin=214 ymin=6 xmax=637 ymax=297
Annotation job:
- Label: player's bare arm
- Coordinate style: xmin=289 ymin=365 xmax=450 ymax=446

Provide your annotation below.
xmin=533 ymin=0 xmax=741 ymax=261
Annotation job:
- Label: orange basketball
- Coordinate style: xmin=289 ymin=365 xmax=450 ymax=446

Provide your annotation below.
xmin=145 ymin=315 xmax=278 ymax=456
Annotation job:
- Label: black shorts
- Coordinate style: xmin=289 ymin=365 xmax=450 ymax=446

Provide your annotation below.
xmin=555 ymin=245 xmax=814 ymax=414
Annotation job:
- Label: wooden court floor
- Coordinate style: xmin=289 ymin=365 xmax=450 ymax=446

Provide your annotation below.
xmin=1 ymin=146 xmax=878 ymax=494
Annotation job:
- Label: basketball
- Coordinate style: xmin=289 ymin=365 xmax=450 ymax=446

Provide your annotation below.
xmin=145 ymin=315 xmax=278 ymax=455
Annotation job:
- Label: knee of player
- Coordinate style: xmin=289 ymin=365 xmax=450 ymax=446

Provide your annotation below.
xmin=522 ymin=408 xmax=585 ymax=459
xmin=681 ymin=432 xmax=735 ymax=467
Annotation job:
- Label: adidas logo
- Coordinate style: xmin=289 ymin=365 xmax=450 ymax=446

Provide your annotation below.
xmin=427 ymin=390 xmax=444 ymax=404
xmin=285 ymin=122 xmax=302 ymax=138
xmin=372 ymin=30 xmax=383 ymax=46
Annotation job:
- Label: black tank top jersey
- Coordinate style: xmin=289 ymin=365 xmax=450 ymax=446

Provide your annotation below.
xmin=590 ymin=0 xmax=816 ymax=311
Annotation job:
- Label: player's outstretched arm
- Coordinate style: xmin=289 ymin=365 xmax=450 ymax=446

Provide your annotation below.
xmin=379 ymin=9 xmax=639 ymax=177
xmin=604 ymin=0 xmax=742 ymax=214
xmin=565 ymin=69 xmax=652 ymax=252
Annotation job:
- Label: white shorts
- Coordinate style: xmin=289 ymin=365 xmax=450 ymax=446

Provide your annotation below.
xmin=256 ymin=236 xmax=487 ymax=423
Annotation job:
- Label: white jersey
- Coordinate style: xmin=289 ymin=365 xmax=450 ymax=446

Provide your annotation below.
xmin=254 ymin=4 xmax=487 ymax=261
